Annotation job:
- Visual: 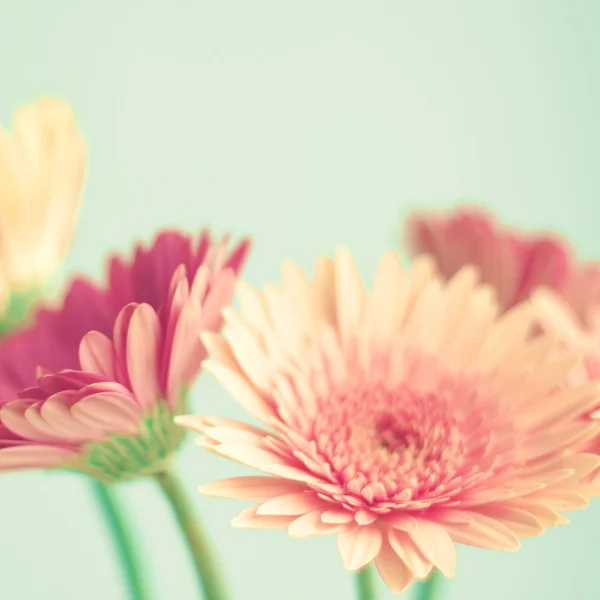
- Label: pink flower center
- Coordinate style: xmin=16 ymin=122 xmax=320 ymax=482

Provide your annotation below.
xmin=308 ymin=381 xmax=496 ymax=505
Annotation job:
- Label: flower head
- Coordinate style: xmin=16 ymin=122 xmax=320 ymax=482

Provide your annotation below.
xmin=0 ymin=229 xmax=250 ymax=481
xmin=402 ymin=205 xmax=600 ymax=326
xmin=178 ymin=249 xmax=600 ymax=594
xmin=0 ymin=97 xmax=86 ymax=294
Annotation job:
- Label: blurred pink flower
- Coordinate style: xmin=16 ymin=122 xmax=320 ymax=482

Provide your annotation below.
xmin=402 ymin=205 xmax=600 ymax=326
xmin=0 ymin=229 xmax=250 ymax=481
xmin=177 ymin=249 xmax=600 ymax=594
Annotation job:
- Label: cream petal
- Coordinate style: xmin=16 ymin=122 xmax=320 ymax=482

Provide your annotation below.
xmin=522 ymin=383 xmax=600 ymax=430
xmin=334 ymin=248 xmax=365 ymax=346
xmin=203 ymin=361 xmax=275 ymax=423
xmin=387 ymin=529 xmax=433 ymax=579
xmin=474 ymin=303 xmax=533 ymax=372
xmin=200 ymin=332 xmax=240 ymax=371
xmin=223 ymin=311 xmax=273 ymax=392
xmin=263 ymin=464 xmax=324 ymax=485
xmin=337 ymin=526 xmax=383 ymax=571
xmin=362 ymin=250 xmax=406 ymax=342
xmin=313 ymin=255 xmax=336 ymax=325
xmin=231 ymin=504 xmax=294 ymax=529
xmin=409 ymin=519 xmax=456 ymax=577
xmin=374 ymin=539 xmax=416 ymax=594
xmin=518 ymin=422 xmax=599 ymax=462
xmin=257 ymin=491 xmax=330 ymax=516
xmin=215 ymin=443 xmax=287 ymax=469
xmin=477 ymin=506 xmax=544 ymax=537
xmin=236 ymin=281 xmax=272 ymax=335
xmin=288 ymin=510 xmax=344 ymax=537
xmin=198 ymin=476 xmax=307 ymax=500
xmin=442 ymin=512 xmax=520 ymax=551
xmin=321 ymin=509 xmax=355 ymax=524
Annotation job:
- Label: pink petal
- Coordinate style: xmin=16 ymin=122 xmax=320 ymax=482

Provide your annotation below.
xmin=198 ymin=269 xmax=236 ymax=333
xmin=112 ymin=303 xmax=138 ymax=387
xmin=0 ymin=445 xmax=76 ymax=470
xmin=40 ymin=394 xmax=104 ymax=442
xmin=165 ymin=297 xmax=204 ymax=406
xmin=71 ymin=392 xmax=141 ymax=436
xmin=337 ymin=526 xmax=383 ymax=571
xmin=79 ymin=331 xmax=117 ymax=379
xmin=1 ymin=401 xmax=56 ymax=442
xmin=126 ymin=304 xmax=161 ymax=409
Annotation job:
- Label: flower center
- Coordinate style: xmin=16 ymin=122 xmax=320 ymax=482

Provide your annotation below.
xmin=311 ymin=383 xmax=483 ymax=504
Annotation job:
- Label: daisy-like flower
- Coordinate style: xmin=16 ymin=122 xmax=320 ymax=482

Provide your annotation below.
xmin=0 ymin=97 xmax=85 ymax=295
xmin=402 ymin=205 xmax=600 ymax=326
xmin=0 ymin=229 xmax=250 ymax=482
xmin=532 ymin=289 xmax=600 ymax=475
xmin=177 ymin=249 xmax=600 ymax=594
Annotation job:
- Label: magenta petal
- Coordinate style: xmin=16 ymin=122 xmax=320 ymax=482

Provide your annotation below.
xmin=224 ymin=238 xmax=252 ymax=275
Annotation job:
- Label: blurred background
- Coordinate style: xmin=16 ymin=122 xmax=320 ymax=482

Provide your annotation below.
xmin=1 ymin=1 xmax=599 ymax=599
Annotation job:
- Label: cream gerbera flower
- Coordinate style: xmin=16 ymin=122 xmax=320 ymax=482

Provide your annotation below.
xmin=178 ymin=249 xmax=600 ymax=594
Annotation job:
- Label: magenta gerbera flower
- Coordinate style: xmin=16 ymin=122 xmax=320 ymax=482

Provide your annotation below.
xmin=402 ymin=205 xmax=600 ymax=326
xmin=0 ymin=229 xmax=250 ymax=481
xmin=177 ymin=249 xmax=600 ymax=594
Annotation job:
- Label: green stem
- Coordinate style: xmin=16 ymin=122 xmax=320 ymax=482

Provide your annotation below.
xmin=414 ymin=571 xmax=441 ymax=600
xmin=154 ymin=469 xmax=229 ymax=600
xmin=355 ymin=565 xmax=378 ymax=600
xmin=91 ymin=480 xmax=150 ymax=600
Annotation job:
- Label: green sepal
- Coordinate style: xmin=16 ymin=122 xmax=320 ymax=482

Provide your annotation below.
xmin=63 ymin=394 xmax=188 ymax=484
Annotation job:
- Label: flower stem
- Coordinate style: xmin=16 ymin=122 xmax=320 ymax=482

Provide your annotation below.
xmin=355 ymin=565 xmax=378 ymax=600
xmin=154 ymin=469 xmax=229 ymax=600
xmin=414 ymin=571 xmax=441 ymax=600
xmin=91 ymin=480 xmax=150 ymax=600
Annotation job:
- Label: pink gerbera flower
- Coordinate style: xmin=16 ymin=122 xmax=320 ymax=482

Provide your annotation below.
xmin=0 ymin=229 xmax=250 ymax=481
xmin=532 ymin=289 xmax=600 ymax=475
xmin=177 ymin=249 xmax=600 ymax=594
xmin=402 ymin=205 xmax=600 ymax=326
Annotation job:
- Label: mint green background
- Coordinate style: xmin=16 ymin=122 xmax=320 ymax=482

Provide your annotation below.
xmin=1 ymin=2 xmax=599 ymax=599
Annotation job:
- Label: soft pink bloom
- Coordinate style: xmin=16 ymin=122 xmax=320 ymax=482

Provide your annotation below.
xmin=0 ymin=229 xmax=250 ymax=480
xmin=177 ymin=249 xmax=600 ymax=594
xmin=532 ymin=289 xmax=600 ymax=474
xmin=402 ymin=205 xmax=600 ymax=326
